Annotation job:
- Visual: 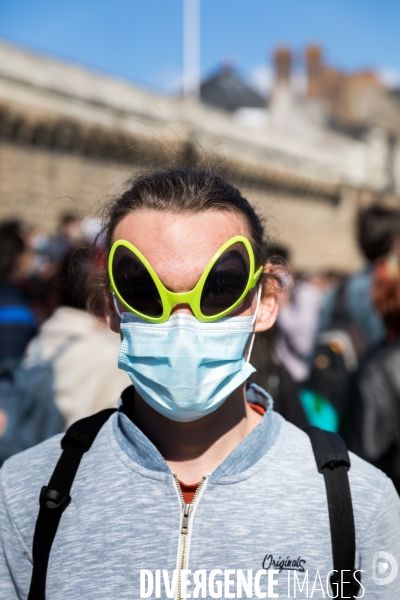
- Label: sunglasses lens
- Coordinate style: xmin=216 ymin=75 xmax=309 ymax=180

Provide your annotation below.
xmin=112 ymin=246 xmax=163 ymax=317
xmin=200 ymin=242 xmax=251 ymax=317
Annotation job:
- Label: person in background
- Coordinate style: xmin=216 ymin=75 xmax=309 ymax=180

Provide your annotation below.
xmin=23 ymin=247 xmax=130 ymax=428
xmin=28 ymin=226 xmax=52 ymax=275
xmin=348 ymin=253 xmax=400 ymax=492
xmin=265 ymin=245 xmax=331 ymax=429
xmin=48 ymin=212 xmax=82 ymax=263
xmin=276 ymin=275 xmax=327 ymax=383
xmin=304 ymin=205 xmax=400 ymax=433
xmin=0 ymin=221 xmax=36 ymax=360
xmin=0 ymin=222 xmax=63 ymax=464
xmin=264 ymin=245 xmax=329 ymax=384
xmin=319 ymin=204 xmax=400 ymax=358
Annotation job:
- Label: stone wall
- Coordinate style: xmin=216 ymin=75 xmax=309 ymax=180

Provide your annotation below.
xmin=1 ymin=41 xmax=399 ymax=274
xmin=0 ymin=136 xmax=366 ymax=273
xmin=0 ymin=139 xmax=134 ymax=230
xmin=251 ymin=186 xmax=364 ymax=273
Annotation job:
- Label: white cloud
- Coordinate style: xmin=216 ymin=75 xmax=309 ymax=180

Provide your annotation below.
xmin=377 ymin=66 xmax=400 ymax=89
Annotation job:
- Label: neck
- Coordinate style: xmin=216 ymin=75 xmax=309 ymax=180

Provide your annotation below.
xmin=125 ymin=386 xmax=262 ymax=485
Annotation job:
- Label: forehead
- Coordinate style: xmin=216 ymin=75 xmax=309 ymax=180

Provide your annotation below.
xmin=112 ymin=209 xmax=251 ymax=290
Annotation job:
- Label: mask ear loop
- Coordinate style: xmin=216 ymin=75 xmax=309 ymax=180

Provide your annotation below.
xmin=112 ymin=292 xmax=124 ymax=320
xmin=245 ymin=285 xmax=262 ymax=363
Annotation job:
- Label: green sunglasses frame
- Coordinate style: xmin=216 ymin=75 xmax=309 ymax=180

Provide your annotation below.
xmin=108 ymin=235 xmax=263 ymax=323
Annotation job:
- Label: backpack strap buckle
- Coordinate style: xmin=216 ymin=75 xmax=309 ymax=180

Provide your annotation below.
xmin=40 ymin=486 xmax=71 ymax=512
xmin=305 ymin=425 xmax=351 ymax=473
xmin=319 ymin=455 xmax=350 ymax=472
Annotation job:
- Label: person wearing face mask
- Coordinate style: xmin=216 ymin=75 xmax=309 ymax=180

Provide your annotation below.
xmin=0 ymin=170 xmax=399 ymax=600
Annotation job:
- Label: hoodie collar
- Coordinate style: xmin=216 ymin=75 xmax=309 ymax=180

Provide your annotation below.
xmin=113 ymin=384 xmax=281 ymax=479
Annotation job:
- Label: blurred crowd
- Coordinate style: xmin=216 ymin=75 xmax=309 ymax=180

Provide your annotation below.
xmin=1 ymin=204 xmax=400 ymax=493
xmin=0 ymin=214 xmax=129 ymax=465
xmin=250 ymin=203 xmax=400 ymax=493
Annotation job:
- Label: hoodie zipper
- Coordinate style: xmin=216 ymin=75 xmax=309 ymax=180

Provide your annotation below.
xmin=173 ymin=474 xmax=208 ymax=600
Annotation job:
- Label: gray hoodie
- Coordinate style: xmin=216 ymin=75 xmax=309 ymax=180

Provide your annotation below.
xmin=0 ymin=385 xmax=399 ymax=599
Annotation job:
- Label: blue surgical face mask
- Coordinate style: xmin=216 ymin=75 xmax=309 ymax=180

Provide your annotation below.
xmin=117 ymin=301 xmax=259 ymax=422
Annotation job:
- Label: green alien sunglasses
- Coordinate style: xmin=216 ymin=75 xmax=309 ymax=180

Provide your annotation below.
xmin=108 ymin=235 xmax=263 ymax=323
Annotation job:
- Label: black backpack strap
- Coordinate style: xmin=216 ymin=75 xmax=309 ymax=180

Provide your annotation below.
xmin=28 ymin=408 xmax=116 ymax=600
xmin=305 ymin=426 xmax=360 ymax=599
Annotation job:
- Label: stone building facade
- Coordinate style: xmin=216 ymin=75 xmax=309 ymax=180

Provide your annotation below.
xmin=0 ymin=41 xmax=399 ymax=273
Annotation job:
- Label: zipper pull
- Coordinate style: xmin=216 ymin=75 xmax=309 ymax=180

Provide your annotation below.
xmin=181 ymin=503 xmax=192 ymax=533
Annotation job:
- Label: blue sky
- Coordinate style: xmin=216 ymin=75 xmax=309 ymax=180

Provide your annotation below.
xmin=0 ymin=0 xmax=399 ymax=94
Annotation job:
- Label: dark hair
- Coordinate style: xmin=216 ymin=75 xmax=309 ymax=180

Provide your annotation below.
xmin=59 ymin=212 xmax=78 ymax=228
xmin=57 ymin=247 xmax=92 ymax=310
xmin=267 ymin=244 xmax=290 ymax=263
xmin=88 ymin=168 xmax=287 ymax=317
xmin=357 ymin=204 xmax=400 ymax=262
xmin=0 ymin=220 xmax=26 ymax=279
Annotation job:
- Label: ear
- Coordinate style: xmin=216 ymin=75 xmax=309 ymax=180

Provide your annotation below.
xmin=254 ymin=268 xmax=279 ymax=333
xmin=104 ymin=291 xmax=120 ymax=334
